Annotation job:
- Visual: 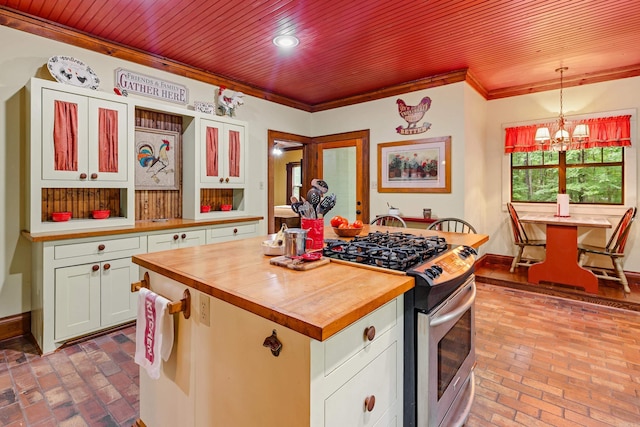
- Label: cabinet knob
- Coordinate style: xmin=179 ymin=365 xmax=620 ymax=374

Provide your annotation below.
xmin=90 ymin=173 xmax=98 ymax=180
xmin=219 ymin=178 xmax=224 ymax=183
xmin=80 ymin=173 xmax=87 ymax=179
xmin=103 ymin=263 xmax=111 ymax=271
xmin=364 ymin=395 xmax=376 ymax=412
xmin=173 ymin=234 xmax=179 ymax=240
xmin=364 ymin=326 xmax=376 ymax=341
xmin=225 ymin=177 xmax=230 ymax=183
xmin=98 ymin=244 xmax=106 ymax=251
xmin=233 ymin=228 xmax=238 ymax=234
xmin=181 ymin=233 xmax=187 ymax=239
xmin=92 ymin=265 xmax=100 ymax=272
xmin=263 ymin=330 xmax=282 ymax=357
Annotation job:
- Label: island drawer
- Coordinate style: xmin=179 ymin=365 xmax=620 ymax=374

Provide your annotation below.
xmin=323 ymin=299 xmax=397 ymax=376
xmin=54 ymin=236 xmax=144 ymax=260
xmin=324 ymin=342 xmax=397 ymax=426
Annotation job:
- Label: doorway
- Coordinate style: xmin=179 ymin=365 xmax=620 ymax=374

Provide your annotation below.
xmin=267 ymin=129 xmax=370 ymax=233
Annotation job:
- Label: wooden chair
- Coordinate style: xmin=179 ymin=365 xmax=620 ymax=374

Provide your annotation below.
xmin=427 ymin=218 xmax=476 ymax=233
xmin=578 ymin=207 xmax=637 ymax=293
xmin=507 ymin=203 xmax=546 ymax=273
xmin=370 ymin=215 xmax=407 ymax=228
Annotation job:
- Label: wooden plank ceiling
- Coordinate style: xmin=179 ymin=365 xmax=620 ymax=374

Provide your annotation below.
xmin=2 ymin=0 xmax=640 ymax=111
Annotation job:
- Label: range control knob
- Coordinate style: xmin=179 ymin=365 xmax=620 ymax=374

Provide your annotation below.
xmin=424 ymin=268 xmax=434 ymax=279
xmin=433 ymin=265 xmax=443 ymax=274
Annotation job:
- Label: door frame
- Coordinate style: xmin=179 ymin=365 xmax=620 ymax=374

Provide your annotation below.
xmin=267 ymin=129 xmax=370 ymax=233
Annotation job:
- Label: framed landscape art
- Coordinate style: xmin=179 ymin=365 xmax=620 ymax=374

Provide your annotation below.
xmin=377 ymin=136 xmax=451 ymax=193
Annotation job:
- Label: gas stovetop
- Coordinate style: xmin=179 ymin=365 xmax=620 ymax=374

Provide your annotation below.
xmin=323 ymin=231 xmax=449 ymax=271
xmin=323 ymin=230 xmax=477 ymax=311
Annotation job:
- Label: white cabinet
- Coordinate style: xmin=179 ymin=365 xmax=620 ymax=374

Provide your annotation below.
xmin=54 ymin=257 xmax=138 ymax=340
xmin=147 ymin=229 xmax=207 ymax=253
xmin=199 ymin=119 xmax=246 ymax=187
xmin=41 ymin=88 xmax=129 ymax=182
xmin=31 ymin=235 xmax=147 ymax=354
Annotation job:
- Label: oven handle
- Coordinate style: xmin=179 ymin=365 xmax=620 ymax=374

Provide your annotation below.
xmin=429 ymin=281 xmax=476 ymax=327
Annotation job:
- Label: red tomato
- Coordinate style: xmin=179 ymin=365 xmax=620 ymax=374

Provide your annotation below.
xmin=351 ymin=220 xmax=363 ymax=229
xmin=338 ymin=223 xmax=349 ymax=229
xmin=330 ymin=215 xmax=345 ymax=227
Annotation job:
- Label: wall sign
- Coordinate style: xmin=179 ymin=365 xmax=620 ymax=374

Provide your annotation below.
xmin=115 ymin=68 xmax=188 ymax=104
xmin=396 ymin=96 xmax=432 ymax=135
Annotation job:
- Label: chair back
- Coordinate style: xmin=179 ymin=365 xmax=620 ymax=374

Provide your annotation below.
xmin=606 ymin=207 xmax=637 ymax=254
xmin=507 ymin=203 xmax=530 ymax=244
xmin=427 ymin=218 xmax=476 ymax=233
xmin=370 ymin=215 xmax=407 ymax=228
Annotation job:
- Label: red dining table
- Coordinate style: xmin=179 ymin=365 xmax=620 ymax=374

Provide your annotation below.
xmin=518 ymin=214 xmax=611 ymax=294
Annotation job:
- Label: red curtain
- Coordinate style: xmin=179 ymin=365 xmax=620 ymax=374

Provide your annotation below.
xmin=98 ymin=108 xmax=119 ymax=172
xmin=206 ymin=126 xmax=219 ymax=176
xmin=504 ymin=115 xmax=631 ymax=153
xmin=228 ymin=130 xmax=241 ymax=177
xmin=53 ymin=100 xmax=78 ymax=171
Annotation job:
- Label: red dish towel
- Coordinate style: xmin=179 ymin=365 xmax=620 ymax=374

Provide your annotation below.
xmin=134 ymin=288 xmax=174 ymax=379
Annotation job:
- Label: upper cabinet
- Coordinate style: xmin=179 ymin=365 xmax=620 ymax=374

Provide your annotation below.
xmin=41 ymin=89 xmax=129 ymax=182
xmin=26 ymin=78 xmax=135 ymax=233
xmin=200 ymin=119 xmax=246 ymax=187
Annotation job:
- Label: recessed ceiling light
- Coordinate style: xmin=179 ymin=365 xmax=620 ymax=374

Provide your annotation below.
xmin=273 ymin=35 xmax=299 ymax=48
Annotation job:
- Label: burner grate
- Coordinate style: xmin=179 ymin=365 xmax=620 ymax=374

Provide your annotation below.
xmin=323 ymin=231 xmax=448 ymax=271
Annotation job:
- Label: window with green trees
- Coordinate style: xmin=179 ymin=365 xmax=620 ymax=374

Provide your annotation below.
xmin=511 ymin=147 xmax=624 ymax=204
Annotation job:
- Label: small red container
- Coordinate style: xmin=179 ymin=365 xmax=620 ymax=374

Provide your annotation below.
xmin=52 ymin=212 xmax=72 ymax=222
xmin=201 ymin=205 xmax=212 ymax=213
xmin=92 ymin=210 xmax=111 ymax=219
xmin=220 ymin=204 xmax=232 ymax=211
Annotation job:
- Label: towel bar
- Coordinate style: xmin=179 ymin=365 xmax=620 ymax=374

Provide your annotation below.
xmin=131 ymin=271 xmax=191 ymax=319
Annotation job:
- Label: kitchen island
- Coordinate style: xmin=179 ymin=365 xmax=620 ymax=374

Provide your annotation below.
xmin=131 ymin=225 xmax=488 ymax=427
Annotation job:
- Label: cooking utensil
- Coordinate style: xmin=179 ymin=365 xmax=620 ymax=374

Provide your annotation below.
xmin=317 ymin=193 xmax=336 ymax=217
xmin=306 ymin=188 xmax=322 ymax=217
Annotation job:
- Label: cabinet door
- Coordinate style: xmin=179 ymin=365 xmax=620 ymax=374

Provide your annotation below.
xmin=55 ymin=263 xmax=101 ymax=340
xmin=224 ymin=123 xmax=245 ymax=185
xmin=87 ymin=98 xmax=129 ymax=182
xmin=200 ymin=119 xmax=245 ymax=186
xmin=41 ymin=89 xmax=89 ymax=181
xmin=101 ymin=258 xmax=139 ymax=326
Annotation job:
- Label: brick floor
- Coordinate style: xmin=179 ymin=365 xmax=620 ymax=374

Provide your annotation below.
xmin=1 ymin=282 xmax=639 ymax=426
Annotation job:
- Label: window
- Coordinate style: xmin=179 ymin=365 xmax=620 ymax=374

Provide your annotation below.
xmin=511 ymin=147 xmax=624 ymax=204
xmin=286 ymin=162 xmax=301 ymax=202
xmin=506 ymin=114 xmax=631 ymax=205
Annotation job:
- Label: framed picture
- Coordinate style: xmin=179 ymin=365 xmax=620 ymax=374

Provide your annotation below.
xmin=377 ymin=136 xmax=451 ymax=193
xmin=134 ymin=128 xmax=181 ymax=190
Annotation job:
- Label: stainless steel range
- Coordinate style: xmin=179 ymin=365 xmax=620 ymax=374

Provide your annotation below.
xmin=323 ymin=231 xmax=477 ymax=427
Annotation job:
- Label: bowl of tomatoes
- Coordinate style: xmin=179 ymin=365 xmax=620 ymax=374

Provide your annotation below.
xmin=330 ymin=216 xmax=364 ymax=237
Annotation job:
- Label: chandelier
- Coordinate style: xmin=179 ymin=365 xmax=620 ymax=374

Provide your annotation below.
xmin=534 ymin=67 xmax=589 ymax=151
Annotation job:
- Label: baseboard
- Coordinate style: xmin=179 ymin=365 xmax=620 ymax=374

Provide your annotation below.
xmin=0 ymin=312 xmax=31 ymax=342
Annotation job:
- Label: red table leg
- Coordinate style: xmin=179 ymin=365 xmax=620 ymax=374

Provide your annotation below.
xmin=528 ymin=224 xmax=598 ymax=294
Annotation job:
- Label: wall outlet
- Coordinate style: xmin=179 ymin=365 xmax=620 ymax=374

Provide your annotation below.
xmin=199 ymin=293 xmax=210 ymax=326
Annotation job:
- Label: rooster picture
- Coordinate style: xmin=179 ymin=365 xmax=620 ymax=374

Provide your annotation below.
xmin=396 ymin=96 xmax=432 ymax=134
xmin=137 ymin=139 xmax=173 ymax=183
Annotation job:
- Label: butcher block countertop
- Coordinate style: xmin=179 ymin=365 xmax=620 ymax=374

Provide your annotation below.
xmin=132 ymin=225 xmax=489 ymax=341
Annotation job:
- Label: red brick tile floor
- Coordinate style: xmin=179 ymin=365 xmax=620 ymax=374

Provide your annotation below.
xmin=0 ymin=325 xmax=137 ymax=426
xmin=1 ymin=281 xmax=639 ymax=426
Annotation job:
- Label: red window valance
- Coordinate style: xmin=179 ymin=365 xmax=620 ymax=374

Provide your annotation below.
xmin=504 ymin=115 xmax=632 ymax=153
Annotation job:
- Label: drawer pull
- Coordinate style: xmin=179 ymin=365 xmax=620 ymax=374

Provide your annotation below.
xmin=173 ymin=234 xmax=179 ymax=240
xmin=225 ymin=177 xmax=230 ymax=183
xmin=364 ymin=395 xmax=376 ymax=412
xmin=219 ymin=178 xmax=224 ymax=183
xmin=90 ymin=173 xmax=98 ymax=179
xmin=92 ymin=265 xmax=100 ymax=272
xmin=80 ymin=173 xmax=87 ymax=179
xmin=263 ymin=329 xmax=282 ymax=357
xmin=364 ymin=326 xmax=376 ymax=341
xmin=181 ymin=233 xmax=187 ymax=239
xmin=103 ymin=263 xmax=111 ymax=271
xmin=233 ymin=228 xmax=238 ymax=234
xmin=98 ymin=244 xmax=106 ymax=251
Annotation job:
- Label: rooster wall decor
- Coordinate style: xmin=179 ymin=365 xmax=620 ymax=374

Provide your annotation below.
xmin=217 ymin=86 xmax=245 ymax=117
xmin=396 ymin=96 xmax=432 ymax=135
xmin=137 ymin=140 xmax=174 ymax=184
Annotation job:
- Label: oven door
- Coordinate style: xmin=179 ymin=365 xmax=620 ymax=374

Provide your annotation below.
xmin=416 ymin=276 xmax=476 ymax=427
